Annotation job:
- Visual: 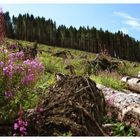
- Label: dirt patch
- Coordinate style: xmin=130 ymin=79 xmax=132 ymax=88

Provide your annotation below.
xmin=26 ymin=75 xmax=106 ymax=136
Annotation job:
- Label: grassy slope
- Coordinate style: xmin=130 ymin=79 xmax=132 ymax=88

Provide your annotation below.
xmin=6 ymin=39 xmax=139 ymax=136
xmin=7 ymin=39 xmax=140 ymax=91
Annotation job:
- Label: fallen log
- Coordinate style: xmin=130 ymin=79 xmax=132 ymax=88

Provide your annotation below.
xmin=97 ymin=84 xmax=140 ymax=135
xmin=138 ymin=71 xmax=140 ymax=78
xmin=121 ymin=76 xmax=140 ymax=93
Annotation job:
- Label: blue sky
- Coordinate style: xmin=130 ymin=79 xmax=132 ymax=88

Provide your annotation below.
xmin=1 ymin=4 xmax=140 ymax=40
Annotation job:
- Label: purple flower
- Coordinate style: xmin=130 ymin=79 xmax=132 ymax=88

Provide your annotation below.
xmin=3 ymin=64 xmax=13 ymax=78
xmin=3 ymin=66 xmax=8 ymax=74
xmin=9 ymin=53 xmax=15 ymax=59
xmin=14 ymin=123 xmax=19 ymax=130
xmin=13 ymin=119 xmax=28 ymax=136
xmin=24 ymin=121 xmax=28 ymax=127
xmin=20 ymin=126 xmax=26 ymax=133
xmin=15 ymin=51 xmax=24 ymax=60
xmin=5 ymin=91 xmax=13 ymax=97
xmin=23 ymin=74 xmax=35 ymax=85
xmin=0 ymin=61 xmax=4 ymax=67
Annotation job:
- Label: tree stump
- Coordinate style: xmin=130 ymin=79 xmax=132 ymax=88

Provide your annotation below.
xmin=26 ymin=75 xmax=106 ymax=136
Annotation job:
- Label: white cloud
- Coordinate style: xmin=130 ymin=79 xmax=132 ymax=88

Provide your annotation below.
xmin=114 ymin=11 xmax=137 ymax=21
xmin=125 ymin=20 xmax=140 ymax=28
xmin=114 ymin=11 xmax=140 ymax=30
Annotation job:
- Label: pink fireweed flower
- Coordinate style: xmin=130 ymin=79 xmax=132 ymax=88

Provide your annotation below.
xmin=22 ymin=74 xmax=35 ymax=85
xmin=0 ymin=61 xmax=4 ymax=67
xmin=15 ymin=51 xmax=24 ymax=60
xmin=14 ymin=123 xmax=19 ymax=130
xmin=4 ymin=91 xmax=13 ymax=97
xmin=3 ymin=64 xmax=13 ymax=78
xmin=13 ymin=119 xmax=28 ymax=136
xmin=20 ymin=126 xmax=26 ymax=132
xmin=8 ymin=53 xmax=15 ymax=60
xmin=3 ymin=66 xmax=8 ymax=74
xmin=13 ymin=133 xmax=16 ymax=136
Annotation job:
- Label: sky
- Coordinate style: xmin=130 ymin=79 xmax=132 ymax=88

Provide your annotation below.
xmin=1 ymin=4 xmax=140 ymax=41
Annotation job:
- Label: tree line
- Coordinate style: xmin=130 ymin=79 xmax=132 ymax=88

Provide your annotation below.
xmin=4 ymin=12 xmax=140 ymax=62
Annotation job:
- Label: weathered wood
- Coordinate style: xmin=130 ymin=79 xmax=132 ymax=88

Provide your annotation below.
xmin=138 ymin=71 xmax=140 ymax=78
xmin=97 ymin=84 xmax=140 ymax=135
xmin=121 ymin=76 xmax=140 ymax=93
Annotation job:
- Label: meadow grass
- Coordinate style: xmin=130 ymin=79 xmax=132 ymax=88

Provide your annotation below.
xmin=90 ymin=72 xmax=127 ymax=91
xmin=7 ymin=39 xmax=140 ymax=90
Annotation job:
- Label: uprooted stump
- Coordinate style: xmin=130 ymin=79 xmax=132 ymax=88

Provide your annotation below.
xmin=89 ymin=54 xmax=125 ymax=73
xmin=26 ymin=75 xmax=106 ymax=136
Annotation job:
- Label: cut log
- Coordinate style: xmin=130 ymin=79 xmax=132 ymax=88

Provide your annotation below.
xmin=97 ymin=84 xmax=140 ymax=135
xmin=138 ymin=71 xmax=140 ymax=78
xmin=121 ymin=76 xmax=140 ymax=93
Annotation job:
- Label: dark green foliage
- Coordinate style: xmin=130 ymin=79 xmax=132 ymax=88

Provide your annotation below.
xmin=4 ymin=12 xmax=140 ymax=62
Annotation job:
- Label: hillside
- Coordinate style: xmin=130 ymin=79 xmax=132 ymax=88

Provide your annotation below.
xmin=11 ymin=39 xmax=140 ymax=90
xmin=0 ymin=39 xmax=140 ymax=136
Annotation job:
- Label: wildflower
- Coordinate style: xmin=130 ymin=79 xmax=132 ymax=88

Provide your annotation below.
xmin=3 ymin=64 xmax=13 ymax=78
xmin=8 ymin=53 xmax=15 ymax=60
xmin=23 ymin=74 xmax=35 ymax=85
xmin=20 ymin=126 xmax=26 ymax=133
xmin=13 ymin=105 xmax=28 ymax=136
xmin=14 ymin=123 xmax=19 ymax=130
xmin=15 ymin=51 xmax=24 ymax=60
xmin=0 ymin=61 xmax=4 ymax=67
xmin=13 ymin=119 xmax=28 ymax=136
xmin=5 ymin=91 xmax=13 ymax=97
xmin=3 ymin=66 xmax=8 ymax=74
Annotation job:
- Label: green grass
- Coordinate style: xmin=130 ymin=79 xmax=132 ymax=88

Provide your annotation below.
xmin=90 ymin=72 xmax=127 ymax=91
xmin=7 ymin=39 xmax=139 ymax=91
xmin=103 ymin=116 xmax=136 ymax=136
